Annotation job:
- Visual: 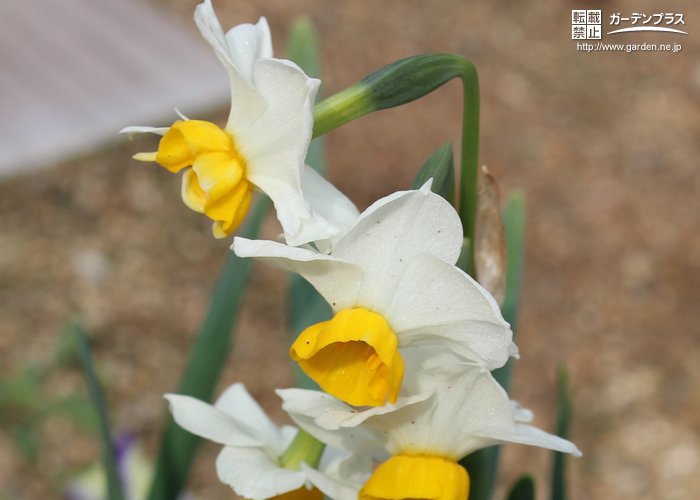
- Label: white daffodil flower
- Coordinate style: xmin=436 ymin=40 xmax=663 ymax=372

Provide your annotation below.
xmin=279 ymin=354 xmax=581 ymax=500
xmin=121 ymin=0 xmax=357 ymax=244
xmin=234 ymin=182 xmax=517 ymax=407
xmin=165 ymin=383 xmax=347 ymax=500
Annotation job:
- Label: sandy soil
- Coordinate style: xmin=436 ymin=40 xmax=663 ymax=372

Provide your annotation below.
xmin=2 ymin=1 xmax=699 ymax=499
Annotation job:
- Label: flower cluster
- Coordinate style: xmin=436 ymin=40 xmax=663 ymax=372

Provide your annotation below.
xmin=128 ymin=2 xmax=581 ymax=498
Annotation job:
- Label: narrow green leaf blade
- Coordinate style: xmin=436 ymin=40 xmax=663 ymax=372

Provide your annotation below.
xmin=507 ymin=475 xmax=536 ymax=500
xmin=500 ymin=192 xmax=526 ymax=333
xmin=286 ymin=16 xmax=321 ymax=80
xmin=9 ymin=425 xmax=41 ymax=461
xmin=551 ymin=366 xmax=572 ymax=500
xmin=73 ymin=323 xmax=124 ymax=500
xmin=462 ymin=449 xmax=497 ymax=500
xmin=493 ymin=191 xmax=526 ymax=389
xmin=411 ymin=143 xmax=455 ymax=204
xmin=461 ymin=192 xmax=526 ymax=500
xmin=455 ymin=237 xmax=472 ymax=276
xmin=287 ymin=16 xmax=326 ymax=174
xmin=288 ymin=276 xmax=329 ymax=389
xmin=147 ymin=198 xmax=269 ymax=500
xmin=286 ymin=17 xmax=330 ymax=390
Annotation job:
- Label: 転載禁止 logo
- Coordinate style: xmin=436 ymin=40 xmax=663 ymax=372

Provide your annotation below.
xmin=572 ymin=10 xmax=603 ymax=40
xmin=572 ymin=9 xmax=688 ymax=40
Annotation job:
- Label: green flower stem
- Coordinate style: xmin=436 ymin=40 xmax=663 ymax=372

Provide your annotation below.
xmin=312 ymin=83 xmax=374 ymax=138
xmin=278 ymin=429 xmax=325 ymax=470
xmin=312 ymin=53 xmax=480 ymax=274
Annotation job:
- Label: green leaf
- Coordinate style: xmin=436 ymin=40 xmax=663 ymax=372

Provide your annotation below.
xmin=551 ymin=366 xmax=572 ymax=500
xmin=493 ymin=192 xmax=526 ymax=390
xmin=455 ymin=238 xmax=472 ymax=276
xmin=9 ymin=425 xmax=41 ymax=461
xmin=286 ymin=16 xmax=321 ymax=80
xmin=147 ymin=198 xmax=270 ymax=500
xmin=507 ymin=475 xmax=536 ymax=500
xmin=461 ymin=449 xmax=497 ymax=500
xmin=54 ymin=321 xmax=82 ymax=367
xmin=0 ymin=367 xmax=42 ymax=411
xmin=286 ymin=16 xmax=326 ymax=174
xmin=411 ymin=143 xmax=455 ymax=204
xmin=288 ymin=276 xmax=329 ymax=390
xmin=286 ymin=17 xmax=330 ymax=391
xmin=41 ymin=395 xmax=97 ymax=429
xmin=461 ymin=193 xmax=526 ymax=500
xmin=500 ymin=193 xmax=526 ymax=333
xmin=74 ymin=323 xmax=124 ymax=500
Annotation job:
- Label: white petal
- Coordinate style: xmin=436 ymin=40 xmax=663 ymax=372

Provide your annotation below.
xmin=486 ymin=423 xmax=583 ymax=457
xmin=298 ymin=166 xmax=360 ymax=252
xmin=119 ymin=125 xmax=169 ymax=136
xmin=334 ymin=447 xmax=388 ymax=484
xmin=333 ymin=368 xmax=499 ymax=458
xmin=313 ymin=366 xmax=503 ymax=459
xmin=164 ymin=394 xmax=262 ymax=447
xmin=335 ymin=389 xmax=450 ymax=457
xmin=398 ymin=367 xmax=580 ymax=458
xmin=238 ymin=58 xmax=318 ymax=161
xmin=511 ymin=400 xmax=534 ymax=423
xmin=283 ymin=388 xmax=430 ymax=431
xmin=301 ymin=462 xmax=362 ymax=500
xmin=248 ymin=175 xmax=309 ymax=243
xmin=332 ymin=186 xmax=463 ymax=310
xmin=439 ymin=373 xmax=575 ymax=456
xmin=194 ymin=0 xmax=266 ymax=128
xmin=224 ymin=17 xmax=273 ymax=82
xmin=278 ymin=388 xmax=385 ymax=452
xmin=239 ymin=59 xmax=320 ymax=244
xmin=233 ymin=237 xmax=362 ymax=311
xmin=216 ymin=446 xmax=307 ymax=499
xmin=317 ymin=444 xmax=353 ymax=475
xmin=214 ymin=383 xmax=286 ymax=454
xmin=435 ymin=368 xmax=518 ymax=457
xmin=388 ymin=253 xmax=515 ymax=369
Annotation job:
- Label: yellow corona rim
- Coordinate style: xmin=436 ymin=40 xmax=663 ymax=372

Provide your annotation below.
xmin=290 ymin=308 xmax=404 ymax=407
xmin=360 ymin=454 xmax=470 ymax=500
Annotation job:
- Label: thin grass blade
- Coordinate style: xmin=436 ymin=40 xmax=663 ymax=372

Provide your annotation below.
xmin=551 ymin=366 xmax=572 ymax=500
xmin=74 ymin=322 xmax=125 ymax=500
xmin=286 ymin=17 xmax=330 ymax=389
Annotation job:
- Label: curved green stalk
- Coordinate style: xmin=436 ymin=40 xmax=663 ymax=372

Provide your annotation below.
xmin=312 ymin=54 xmax=480 ymax=273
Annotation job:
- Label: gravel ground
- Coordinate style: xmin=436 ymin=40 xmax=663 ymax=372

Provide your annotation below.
xmin=2 ymin=1 xmax=699 ymax=499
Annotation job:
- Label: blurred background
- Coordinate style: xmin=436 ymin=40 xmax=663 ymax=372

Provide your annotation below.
xmin=1 ymin=0 xmax=698 ymax=498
